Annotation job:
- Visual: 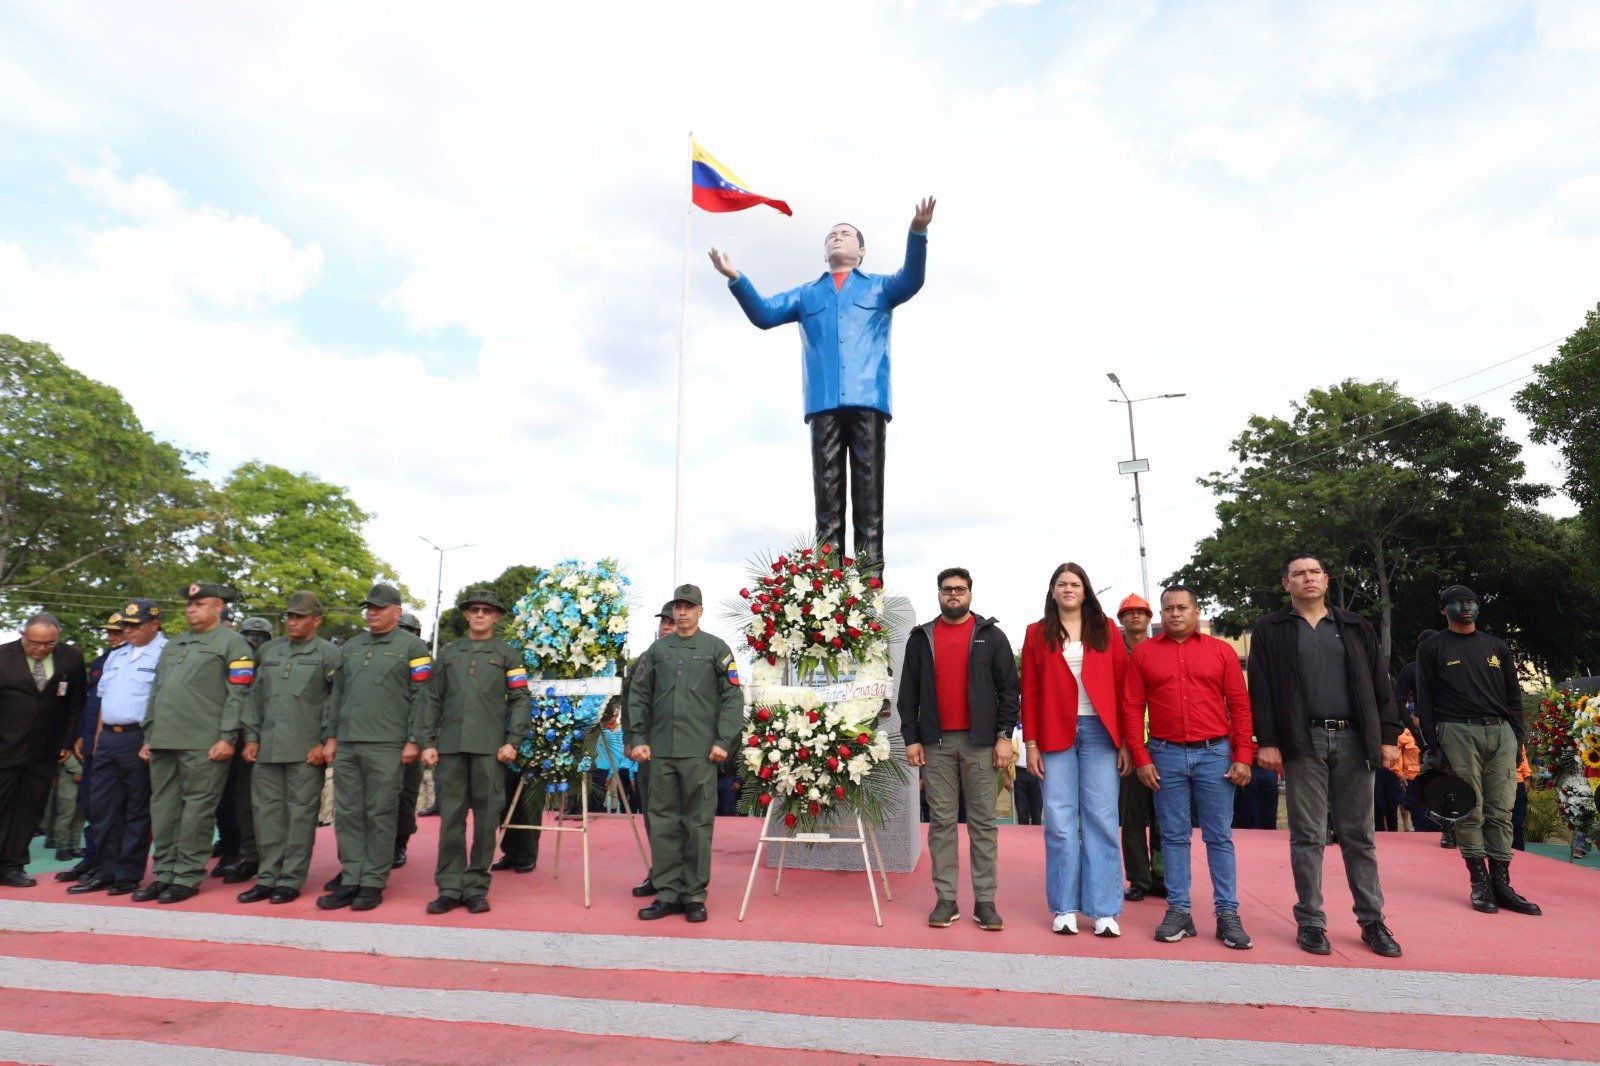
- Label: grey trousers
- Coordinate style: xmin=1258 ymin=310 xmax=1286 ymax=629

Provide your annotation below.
xmin=1438 ymin=719 xmax=1518 ymax=861
xmin=1285 ymin=724 xmax=1386 ymax=928
xmin=922 ymin=735 xmax=998 ymax=904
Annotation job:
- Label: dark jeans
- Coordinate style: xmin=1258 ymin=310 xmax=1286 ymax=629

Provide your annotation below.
xmin=1285 ymin=725 xmax=1385 ymax=928
xmin=1232 ymin=766 xmax=1280 ymax=828
xmin=1373 ymin=767 xmax=1403 ymax=831
xmin=1403 ymin=778 xmax=1439 ymax=832
xmin=809 ymin=407 xmax=886 ymax=571
xmin=1013 ymin=766 xmax=1043 ymax=825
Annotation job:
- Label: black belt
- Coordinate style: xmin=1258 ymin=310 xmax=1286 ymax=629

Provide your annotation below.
xmin=104 ymin=723 xmax=142 ymax=733
xmin=1161 ymin=735 xmax=1226 ymax=748
xmin=1312 ymin=719 xmax=1350 ymax=730
xmin=1442 ymin=716 xmax=1503 ymax=728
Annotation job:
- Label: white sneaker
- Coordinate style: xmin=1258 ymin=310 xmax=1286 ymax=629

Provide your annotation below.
xmin=1052 ymin=912 xmax=1078 ymax=935
xmin=1093 ymin=916 xmax=1121 ymax=938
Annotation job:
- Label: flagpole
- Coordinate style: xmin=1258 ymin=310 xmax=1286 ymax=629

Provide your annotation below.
xmin=672 ymin=130 xmax=692 ymax=588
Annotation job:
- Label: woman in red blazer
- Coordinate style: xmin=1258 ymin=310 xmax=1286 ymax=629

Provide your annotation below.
xmin=1021 ymin=562 xmax=1129 ymax=936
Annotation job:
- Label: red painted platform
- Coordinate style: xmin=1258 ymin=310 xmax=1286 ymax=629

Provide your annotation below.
xmin=2 ymin=817 xmax=1595 ymax=1064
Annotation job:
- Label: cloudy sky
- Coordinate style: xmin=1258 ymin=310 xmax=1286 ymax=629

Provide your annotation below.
xmin=3 ymin=1 xmax=1598 ymax=652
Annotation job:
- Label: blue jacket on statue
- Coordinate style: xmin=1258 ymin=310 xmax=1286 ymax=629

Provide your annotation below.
xmin=726 ymin=228 xmax=927 ymax=421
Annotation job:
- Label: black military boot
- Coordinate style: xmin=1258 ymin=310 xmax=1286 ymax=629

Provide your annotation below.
xmin=1465 ymin=855 xmax=1497 ymax=913
xmin=1488 ymin=858 xmax=1542 ymax=915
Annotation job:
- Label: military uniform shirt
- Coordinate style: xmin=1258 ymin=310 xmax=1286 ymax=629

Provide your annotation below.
xmin=429 ymin=636 xmax=531 ymax=755
xmin=624 ymin=631 xmax=744 ymax=758
xmin=243 ymin=635 xmax=342 ymax=762
xmin=333 ymin=627 xmax=434 ymax=743
xmin=144 ymin=626 xmax=256 ymax=749
xmin=98 ymin=635 xmax=167 ymax=726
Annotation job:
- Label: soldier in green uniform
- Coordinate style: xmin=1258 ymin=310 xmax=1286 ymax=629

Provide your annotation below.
xmin=625 ymin=583 xmax=744 ymax=923
xmin=422 ymin=589 xmax=530 ymax=915
xmin=392 ymin=610 xmax=427 ymax=868
xmin=625 ymin=601 xmax=679 ymax=898
xmin=212 ymin=615 xmax=274 ymax=884
xmin=134 ymin=582 xmax=257 ymax=904
xmin=317 ymin=583 xmax=434 ymax=912
xmin=236 ymin=592 xmax=340 ymax=905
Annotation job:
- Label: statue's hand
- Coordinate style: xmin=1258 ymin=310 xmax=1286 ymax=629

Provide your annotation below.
xmin=911 ymin=196 xmax=937 ymax=231
xmin=708 ymin=247 xmax=740 ymax=280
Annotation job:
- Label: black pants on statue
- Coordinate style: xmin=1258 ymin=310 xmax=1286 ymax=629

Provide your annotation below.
xmin=809 ymin=407 xmax=886 ymax=572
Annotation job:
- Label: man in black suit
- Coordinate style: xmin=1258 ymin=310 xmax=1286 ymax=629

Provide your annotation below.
xmin=0 ymin=613 xmax=87 ymax=887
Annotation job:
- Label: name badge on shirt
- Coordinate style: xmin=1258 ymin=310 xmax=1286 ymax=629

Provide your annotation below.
xmin=57 ymin=681 xmax=69 ymax=697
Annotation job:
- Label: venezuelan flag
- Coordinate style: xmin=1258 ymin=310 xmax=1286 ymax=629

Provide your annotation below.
xmin=409 ymin=656 xmax=432 ymax=683
xmin=505 ymin=666 xmax=529 ymax=691
xmin=691 ymin=140 xmax=792 ymax=216
xmin=228 ymin=659 xmax=255 ymax=686
xmin=720 ymin=652 xmax=741 ymax=687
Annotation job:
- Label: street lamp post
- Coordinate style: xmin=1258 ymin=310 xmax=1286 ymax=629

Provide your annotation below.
xmin=418 ymin=535 xmax=473 ymax=657
xmin=1107 ymin=373 xmax=1186 ymax=604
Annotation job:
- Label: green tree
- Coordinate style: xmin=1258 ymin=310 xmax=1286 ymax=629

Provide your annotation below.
xmin=433 ymin=564 xmax=541 ymax=644
xmin=1515 ymin=302 xmax=1600 ymax=535
xmin=1169 ymin=380 xmax=1547 ymax=667
xmin=201 ymin=461 xmax=410 ymax=640
xmin=0 ymin=334 xmax=213 ymax=647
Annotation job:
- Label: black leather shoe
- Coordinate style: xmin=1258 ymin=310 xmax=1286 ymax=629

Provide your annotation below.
xmin=222 ymin=861 xmax=259 ymax=884
xmin=130 ymin=881 xmax=169 ymax=902
xmin=416 ymin=805 xmax=439 ymax=817
xmin=391 ymin=848 xmax=407 ymax=869
xmin=107 ymin=880 xmax=140 ymax=896
xmin=55 ymin=861 xmax=93 ymax=883
xmin=490 ymin=855 xmax=515 ymax=871
xmin=684 ymin=902 xmax=708 ymax=923
xmin=236 ymin=885 xmax=274 ymax=903
xmin=514 ymin=860 xmax=535 ymax=873
xmin=268 ymin=887 xmax=300 ymax=904
xmin=317 ymin=885 xmax=359 ymax=910
xmin=1124 ymin=885 xmax=1148 ymax=901
xmin=632 ymin=877 xmax=658 ymax=898
xmin=465 ymin=896 xmax=491 ymax=914
xmin=67 ymin=874 xmax=115 ymax=894
xmin=157 ymin=884 xmax=198 ymax=904
xmin=210 ymin=858 xmax=237 ymax=879
xmin=1489 ymin=858 xmax=1542 ymax=915
xmin=426 ymin=895 xmax=464 ymax=914
xmin=638 ymin=900 xmax=685 ymax=920
xmin=0 ymin=871 xmax=37 ymax=888
xmin=323 ymin=874 xmax=344 ymax=892
xmin=1296 ymin=926 xmax=1331 ymax=955
xmin=55 ymin=849 xmax=84 ymax=861
xmin=350 ymin=888 xmax=383 ymax=911
xmin=1360 ymin=921 xmax=1403 ymax=957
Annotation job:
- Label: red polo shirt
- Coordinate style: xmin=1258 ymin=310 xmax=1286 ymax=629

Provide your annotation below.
xmin=1122 ymin=631 xmax=1253 ymax=769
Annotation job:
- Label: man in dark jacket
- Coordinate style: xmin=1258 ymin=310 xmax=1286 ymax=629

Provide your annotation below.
xmin=1247 ymin=554 xmax=1403 ymax=958
xmin=898 ymin=567 xmax=1019 ymax=932
xmin=0 ymin=613 xmax=88 ymax=887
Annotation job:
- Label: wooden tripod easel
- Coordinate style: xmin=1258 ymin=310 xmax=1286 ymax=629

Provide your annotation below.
xmin=496 ymin=767 xmax=649 ymax=908
xmin=737 ymin=805 xmax=893 ymax=926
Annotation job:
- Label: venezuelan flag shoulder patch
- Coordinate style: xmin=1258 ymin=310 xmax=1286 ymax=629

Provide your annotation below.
xmin=228 ymin=660 xmax=255 ymax=685
xmin=720 ymin=652 xmax=741 ymax=687
xmin=409 ymin=656 xmax=432 ymax=683
xmin=505 ymin=666 xmax=529 ymax=691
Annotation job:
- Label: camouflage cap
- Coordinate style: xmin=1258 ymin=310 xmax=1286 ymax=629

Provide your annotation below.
xmin=458 ymin=588 xmax=505 ymax=613
xmin=398 ymin=611 xmax=422 ymax=634
xmin=283 ymin=591 xmax=325 ymax=616
xmin=239 ymin=617 xmax=274 ymax=636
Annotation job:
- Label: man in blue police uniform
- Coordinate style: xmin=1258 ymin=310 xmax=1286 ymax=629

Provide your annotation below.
xmin=710 ymin=197 xmax=935 ymax=572
xmin=72 ymin=600 xmax=165 ymax=896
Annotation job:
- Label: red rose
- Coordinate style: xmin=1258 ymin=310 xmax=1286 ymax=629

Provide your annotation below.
xmin=846 ymin=596 xmax=859 ymax=607
xmin=788 ymin=565 xmax=800 ymax=575
xmin=813 ymin=632 xmax=825 ymax=643
xmin=826 ymin=756 xmax=840 ymax=771
xmin=797 ymin=747 xmax=810 ymax=761
xmin=809 ymin=801 xmax=820 ymax=816
xmin=739 ymin=588 xmax=751 ymax=599
xmin=830 ymin=569 xmax=843 ymax=580
xmin=868 ymin=621 xmax=882 ymax=632
xmin=843 ymin=556 xmax=854 ymax=566
xmin=765 ymin=733 xmax=776 ymax=744
xmin=746 ymin=634 xmax=758 ymax=646
xmin=759 ymin=792 xmax=773 ymax=806
xmin=750 ymin=604 xmax=763 ymax=615
xmin=801 ymin=548 xmax=814 ymax=557
xmin=753 ymin=640 xmax=766 ymax=652
xmin=822 ymin=543 xmax=836 ymax=555
xmin=756 ymin=708 xmax=772 ymax=722
xmin=857 ymin=733 xmax=872 ymax=746
xmin=867 ymin=577 xmax=882 ymax=589
xmin=765 ymin=653 xmax=777 ymax=665
xmin=838 ymin=744 xmax=852 ymax=758
xmin=801 ymin=604 xmax=812 ymax=616
xmin=834 ymin=786 xmax=846 ymax=799
xmin=847 ymin=627 xmax=861 ymax=639
xmin=758 ymin=765 xmax=773 ymax=779
xmin=784 ymin=813 xmax=797 ymax=827
xmin=830 ymin=637 xmax=843 ymax=649
xmin=771 ymin=562 xmax=784 ymax=574
xmin=777 ymin=555 xmax=789 ymax=566
xmin=806 ymin=711 xmax=819 ymax=723
xmin=833 ymin=612 xmax=845 ymax=623
xmin=812 ymin=580 xmax=824 ymax=591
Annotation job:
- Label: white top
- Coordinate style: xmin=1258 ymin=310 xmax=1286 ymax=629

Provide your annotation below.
xmin=1062 ymin=640 xmax=1097 ymax=717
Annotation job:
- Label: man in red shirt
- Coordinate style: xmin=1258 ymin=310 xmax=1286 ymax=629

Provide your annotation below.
xmin=1123 ymin=586 xmax=1255 ymax=949
xmin=898 ymin=567 xmax=1019 ymax=932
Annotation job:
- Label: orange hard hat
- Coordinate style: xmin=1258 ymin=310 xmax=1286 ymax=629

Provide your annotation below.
xmin=1117 ymin=594 xmax=1153 ymax=618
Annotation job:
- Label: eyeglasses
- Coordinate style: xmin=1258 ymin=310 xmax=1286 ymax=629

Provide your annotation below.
xmin=463 ymin=606 xmax=499 ymax=616
xmin=21 ymin=637 xmax=58 ymax=650
xmin=938 ymin=585 xmax=970 ymax=595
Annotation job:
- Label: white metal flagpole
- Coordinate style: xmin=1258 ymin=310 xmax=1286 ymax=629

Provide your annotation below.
xmin=672 ymin=130 xmax=692 ymax=588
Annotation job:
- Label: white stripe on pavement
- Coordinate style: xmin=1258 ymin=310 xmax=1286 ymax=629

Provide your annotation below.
xmin=0 ymin=1030 xmax=355 ymax=1066
xmin=0 ymin=957 xmax=1563 ymax=1066
xmin=0 ymin=899 xmax=1588 ymax=1023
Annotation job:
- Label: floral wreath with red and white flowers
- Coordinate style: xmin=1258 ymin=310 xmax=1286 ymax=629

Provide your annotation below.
xmin=736 ymin=541 xmax=888 ymax=681
xmin=737 ymin=689 xmax=899 ymax=830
